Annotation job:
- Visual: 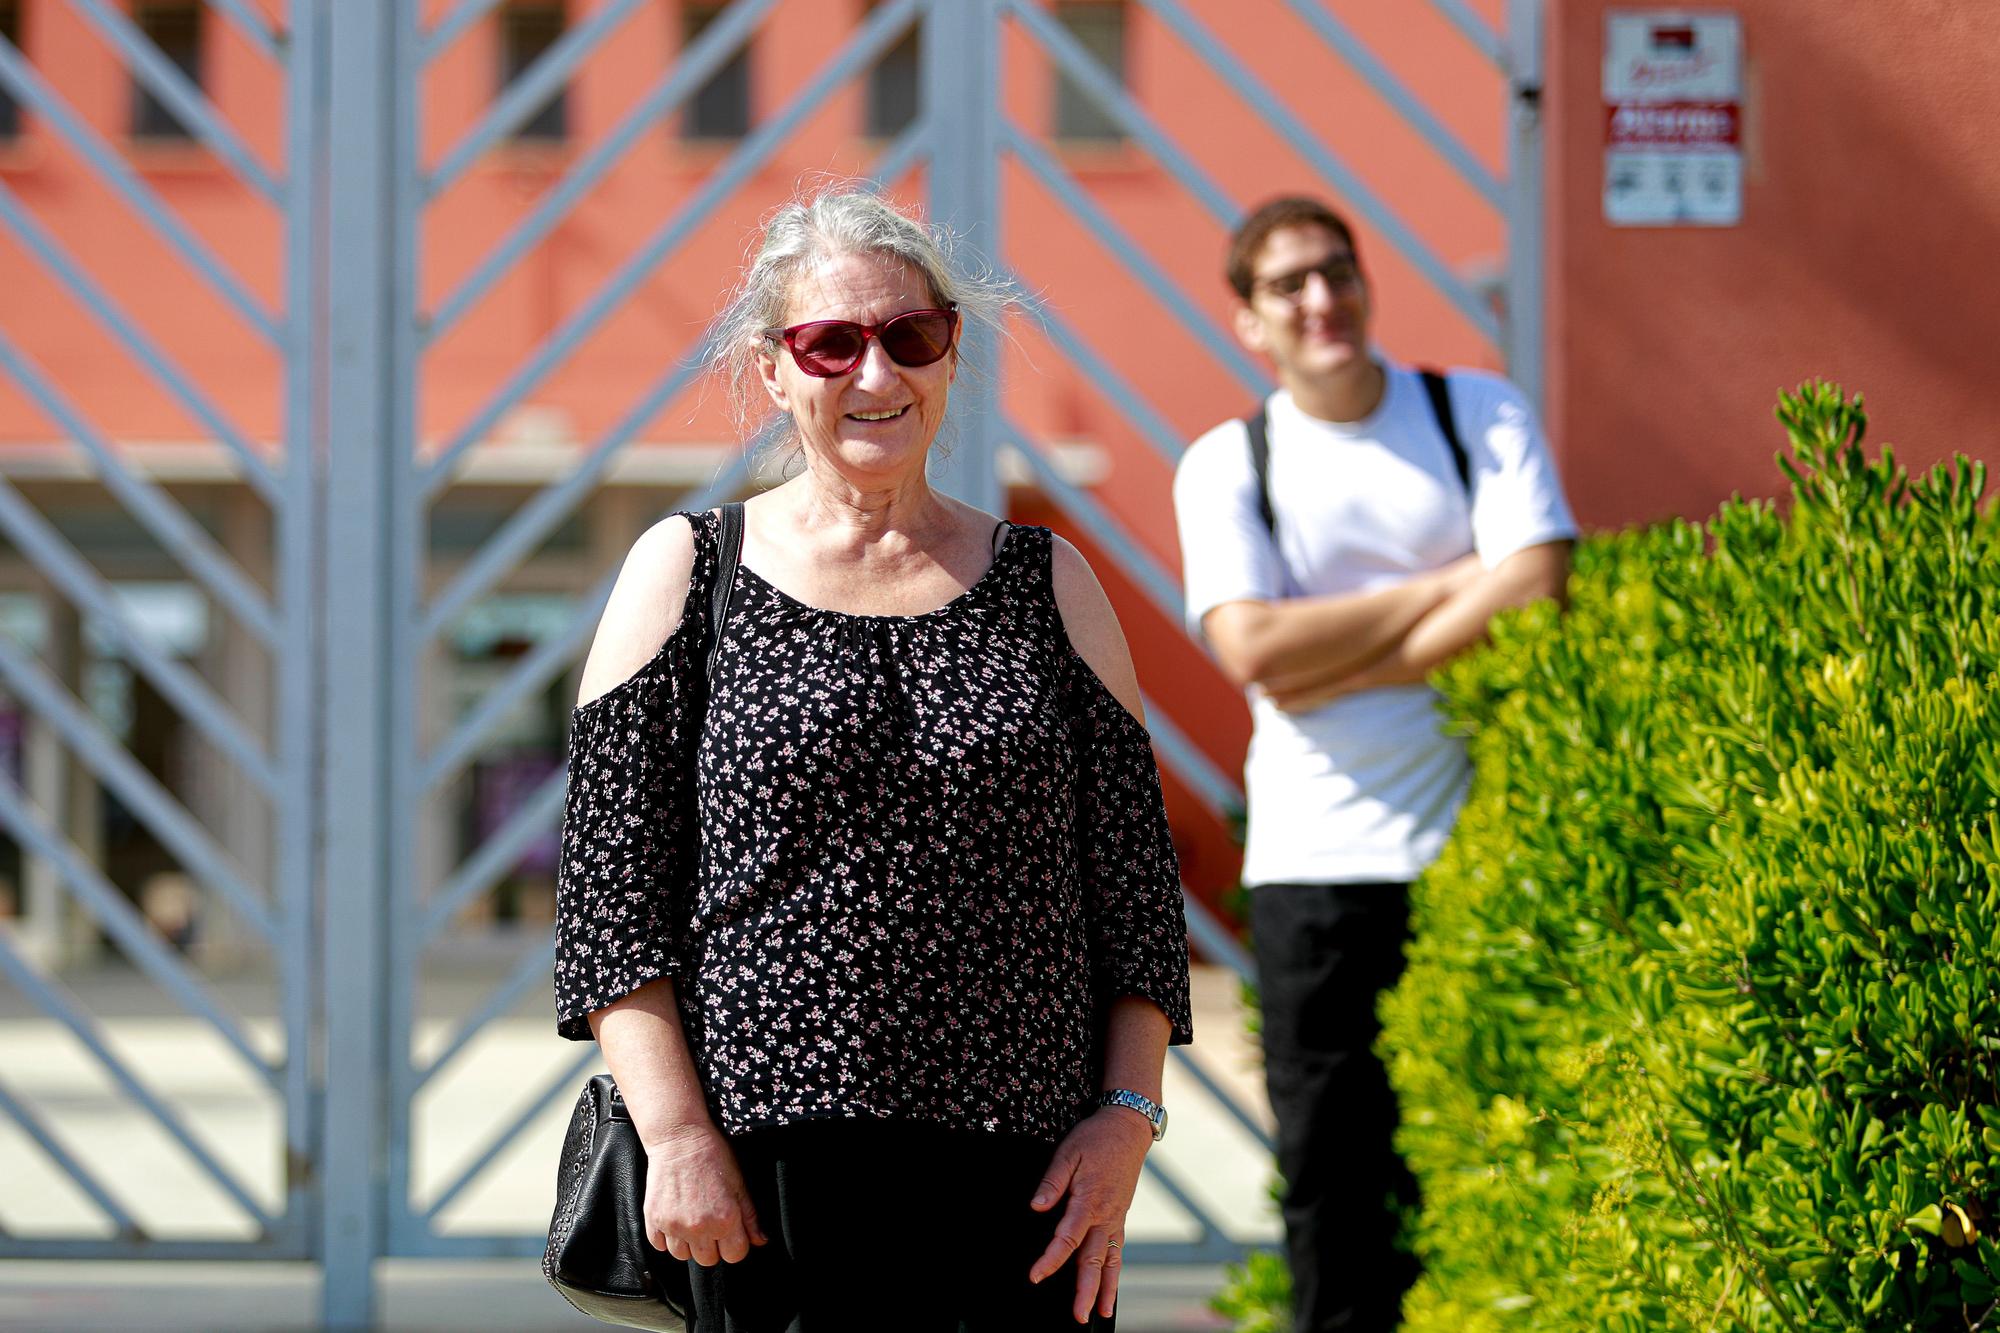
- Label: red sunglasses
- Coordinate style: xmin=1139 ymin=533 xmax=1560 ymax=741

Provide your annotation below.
xmin=763 ymin=305 xmax=959 ymax=378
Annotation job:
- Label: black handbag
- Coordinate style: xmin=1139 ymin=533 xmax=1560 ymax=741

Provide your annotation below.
xmin=543 ymin=1074 xmax=695 ymax=1330
xmin=546 ymin=504 xmax=745 ymax=1329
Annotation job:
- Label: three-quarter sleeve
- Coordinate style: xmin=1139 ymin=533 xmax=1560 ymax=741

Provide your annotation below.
xmin=1065 ymin=656 xmax=1195 ymax=1046
xmin=553 ymin=626 xmax=705 ymax=1041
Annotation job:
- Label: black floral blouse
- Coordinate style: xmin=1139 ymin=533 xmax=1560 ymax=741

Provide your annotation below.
xmin=555 ymin=511 xmax=1192 ymax=1143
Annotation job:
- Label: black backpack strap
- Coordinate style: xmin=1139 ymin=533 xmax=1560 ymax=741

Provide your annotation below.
xmin=1418 ymin=367 xmax=1471 ymax=494
xmin=1244 ymin=405 xmax=1275 ymax=537
xmin=706 ymin=502 xmax=744 ymax=680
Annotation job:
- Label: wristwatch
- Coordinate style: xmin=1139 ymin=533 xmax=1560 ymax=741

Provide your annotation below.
xmin=1098 ymin=1089 xmax=1169 ymax=1142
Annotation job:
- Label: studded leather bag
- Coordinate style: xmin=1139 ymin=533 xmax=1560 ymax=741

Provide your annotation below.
xmin=543 ymin=1074 xmax=694 ymax=1330
xmin=546 ymin=506 xmax=744 ymax=1329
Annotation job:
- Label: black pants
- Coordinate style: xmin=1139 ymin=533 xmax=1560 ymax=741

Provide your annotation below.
xmin=686 ymin=1118 xmax=1115 ymax=1333
xmin=1250 ymin=882 xmax=1420 ymax=1333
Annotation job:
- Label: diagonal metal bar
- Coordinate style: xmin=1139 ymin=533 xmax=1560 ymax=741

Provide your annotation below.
xmin=419 ymin=342 xmax=737 ymax=640
xmin=69 ymin=0 xmax=283 ymax=204
xmin=0 ymin=184 xmax=281 ymax=504
xmin=1167 ymin=1044 xmax=1271 ymax=1151
xmin=1431 ymin=0 xmax=1504 ymax=65
xmin=1000 ymin=123 xmax=1268 ymax=397
xmin=1133 ymin=0 xmax=1499 ymax=343
xmin=421 ymin=0 xmax=924 ymax=497
xmin=0 ymin=635 xmax=275 ymax=945
xmin=419 ymin=765 xmax=566 ymax=945
xmin=1140 ymin=1146 xmax=1231 ymax=1248
xmin=1180 ymin=884 xmax=1256 ymax=981
xmin=412 ymin=939 xmax=554 ymax=1093
xmin=420 ymin=440 xmax=758 ymax=795
xmin=0 ymin=770 xmax=278 ymax=1088
xmin=1271 ymin=0 xmax=1502 ymax=206
xmin=1004 ymin=277 xmax=1190 ymax=467
xmin=0 ymin=328 xmax=279 ymax=646
xmin=1002 ymin=0 xmax=1236 ymax=226
xmin=427 ymin=0 xmax=651 ymax=195
xmin=0 ymin=932 xmax=275 ymax=1229
xmin=0 ymin=479 xmax=278 ymax=795
xmin=427 ymin=0 xmax=785 ymax=331
xmin=421 ymin=115 xmax=918 ymax=629
xmin=857 ymin=122 xmax=930 ymax=192
xmin=1141 ymin=691 xmax=1242 ymax=824
xmin=0 ymin=39 xmax=279 ymax=342
xmin=0 ymin=1075 xmax=144 ymax=1240
xmin=1001 ymin=426 xmax=1183 ymax=623
xmin=421 ymin=1044 xmax=599 ymax=1223
xmin=420 ymin=0 xmax=510 ymax=66
xmin=202 ymin=0 xmax=284 ymax=64
xmin=420 ymin=578 xmax=609 ymax=797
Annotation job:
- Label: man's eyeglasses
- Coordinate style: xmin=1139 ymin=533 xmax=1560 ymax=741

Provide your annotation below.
xmin=1252 ymin=256 xmax=1362 ymax=303
xmin=763 ymin=306 xmax=959 ymax=378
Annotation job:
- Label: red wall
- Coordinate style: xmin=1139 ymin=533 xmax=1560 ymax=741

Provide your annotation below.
xmin=0 ymin=0 xmax=1514 ymax=908
xmin=1545 ymin=0 xmax=2000 ymax=530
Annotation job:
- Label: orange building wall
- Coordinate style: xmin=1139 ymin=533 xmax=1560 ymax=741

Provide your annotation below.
xmin=0 ymin=0 xmax=1515 ymax=908
xmin=1545 ymin=0 xmax=2000 ymax=530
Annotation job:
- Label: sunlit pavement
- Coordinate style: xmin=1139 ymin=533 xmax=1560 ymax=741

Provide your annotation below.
xmin=0 ymin=962 xmax=1270 ymax=1330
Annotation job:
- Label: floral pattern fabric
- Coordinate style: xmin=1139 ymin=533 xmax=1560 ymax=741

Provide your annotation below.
xmin=556 ymin=511 xmax=1192 ymax=1143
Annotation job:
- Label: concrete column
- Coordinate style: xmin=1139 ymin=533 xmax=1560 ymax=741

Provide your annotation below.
xmin=19 ymin=594 xmax=101 ymax=969
xmin=190 ymin=488 xmax=274 ymax=969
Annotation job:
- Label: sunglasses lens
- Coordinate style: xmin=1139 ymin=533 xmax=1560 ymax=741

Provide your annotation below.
xmin=881 ymin=311 xmax=955 ymax=367
xmin=791 ymin=323 xmax=867 ymax=375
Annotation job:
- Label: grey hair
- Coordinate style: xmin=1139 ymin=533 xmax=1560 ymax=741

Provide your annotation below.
xmin=710 ymin=183 xmax=1020 ymax=472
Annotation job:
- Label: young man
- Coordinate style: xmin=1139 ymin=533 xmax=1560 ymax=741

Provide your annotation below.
xmin=1173 ymin=197 xmax=1577 ymax=1330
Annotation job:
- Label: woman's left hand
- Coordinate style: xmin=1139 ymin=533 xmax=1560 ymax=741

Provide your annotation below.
xmin=1029 ymin=1106 xmax=1154 ymax=1322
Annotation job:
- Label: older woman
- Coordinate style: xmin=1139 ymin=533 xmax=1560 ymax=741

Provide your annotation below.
xmin=555 ymin=188 xmax=1192 ymax=1332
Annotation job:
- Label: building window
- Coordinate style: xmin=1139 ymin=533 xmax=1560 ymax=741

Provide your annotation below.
xmin=865 ymin=6 xmax=919 ymax=139
xmin=0 ymin=2 xmax=20 ymax=141
xmin=501 ymin=2 xmax=569 ymax=142
xmin=683 ymin=4 xmax=750 ymax=141
xmin=1053 ymin=1 xmax=1126 ymax=143
xmin=132 ymin=3 xmax=202 ymax=141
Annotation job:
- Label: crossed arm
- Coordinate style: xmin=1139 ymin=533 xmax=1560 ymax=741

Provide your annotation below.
xmin=1203 ymin=539 xmax=1572 ymax=713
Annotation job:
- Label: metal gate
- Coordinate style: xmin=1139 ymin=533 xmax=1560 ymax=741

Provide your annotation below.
xmin=0 ymin=0 xmax=318 ymax=1260
xmin=0 ymin=0 xmax=1535 ymax=1324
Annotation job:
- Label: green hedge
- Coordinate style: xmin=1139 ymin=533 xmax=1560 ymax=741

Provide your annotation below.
xmin=1384 ymin=384 xmax=2000 ymax=1330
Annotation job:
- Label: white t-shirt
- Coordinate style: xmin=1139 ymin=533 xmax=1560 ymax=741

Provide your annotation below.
xmin=1173 ymin=361 xmax=1577 ymax=886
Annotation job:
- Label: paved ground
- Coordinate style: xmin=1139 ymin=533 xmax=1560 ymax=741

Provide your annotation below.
xmin=0 ymin=1259 xmax=1235 ymax=1331
xmin=0 ymin=957 xmax=1272 ymax=1330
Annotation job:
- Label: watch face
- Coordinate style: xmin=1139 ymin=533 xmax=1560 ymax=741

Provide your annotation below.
xmin=1154 ymin=1106 xmax=1169 ymax=1141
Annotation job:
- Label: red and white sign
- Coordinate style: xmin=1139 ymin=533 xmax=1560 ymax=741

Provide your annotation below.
xmin=1605 ymin=102 xmax=1739 ymax=149
xmin=1603 ymin=12 xmax=1743 ymax=226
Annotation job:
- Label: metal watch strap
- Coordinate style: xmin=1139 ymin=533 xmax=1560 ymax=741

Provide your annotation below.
xmin=1097 ymin=1088 xmax=1167 ymax=1142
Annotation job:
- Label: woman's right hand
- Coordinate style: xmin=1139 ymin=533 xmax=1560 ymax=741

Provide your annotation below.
xmin=642 ymin=1122 xmax=768 ymax=1265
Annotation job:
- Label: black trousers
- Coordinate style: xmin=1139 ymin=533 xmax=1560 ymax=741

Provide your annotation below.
xmin=1250 ymin=882 xmax=1420 ymax=1333
xmin=685 ymin=1118 xmax=1115 ymax=1333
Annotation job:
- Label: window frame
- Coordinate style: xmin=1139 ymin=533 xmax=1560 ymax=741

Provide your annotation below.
xmin=499 ymin=0 xmax=571 ymax=144
xmin=680 ymin=3 xmax=753 ymax=143
xmin=130 ymin=1 xmax=205 ymax=143
xmin=1051 ymin=0 xmax=1129 ymax=146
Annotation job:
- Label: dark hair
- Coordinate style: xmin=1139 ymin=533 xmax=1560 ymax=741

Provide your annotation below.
xmin=1224 ymin=196 xmax=1359 ymax=299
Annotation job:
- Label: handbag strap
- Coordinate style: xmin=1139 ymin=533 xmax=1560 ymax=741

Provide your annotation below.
xmin=707 ymin=501 xmax=745 ymax=680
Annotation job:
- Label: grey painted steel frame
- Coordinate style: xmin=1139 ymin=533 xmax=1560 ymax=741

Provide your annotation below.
xmin=378 ymin=2 xmax=935 ymax=1275
xmin=322 ymin=0 xmax=416 ymax=1324
xmin=1505 ymin=0 xmax=1546 ymax=413
xmin=308 ymin=0 xmax=1537 ymax=1311
xmin=0 ymin=0 xmax=318 ymax=1264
